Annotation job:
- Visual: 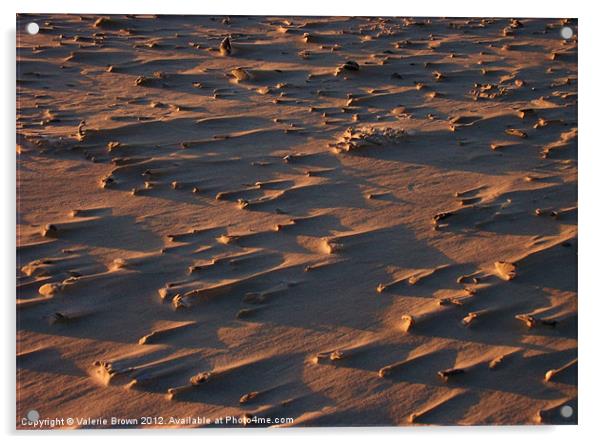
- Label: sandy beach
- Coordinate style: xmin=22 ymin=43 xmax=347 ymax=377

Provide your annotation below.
xmin=16 ymin=14 xmax=577 ymax=427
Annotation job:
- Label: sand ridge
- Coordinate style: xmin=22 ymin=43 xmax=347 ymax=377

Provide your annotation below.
xmin=17 ymin=15 xmax=577 ymax=427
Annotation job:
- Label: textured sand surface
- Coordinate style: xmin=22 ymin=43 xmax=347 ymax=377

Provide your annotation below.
xmin=17 ymin=15 xmax=577 ymax=428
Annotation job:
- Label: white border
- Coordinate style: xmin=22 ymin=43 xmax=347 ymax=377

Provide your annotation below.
xmin=3 ymin=1 xmax=599 ymax=442
xmin=7 ymin=0 xmax=584 ymax=17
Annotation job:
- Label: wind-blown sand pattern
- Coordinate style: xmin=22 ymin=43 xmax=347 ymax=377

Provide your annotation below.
xmin=17 ymin=15 xmax=577 ymax=428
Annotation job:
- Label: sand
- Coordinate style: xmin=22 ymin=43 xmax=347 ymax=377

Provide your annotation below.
xmin=16 ymin=14 xmax=577 ymax=428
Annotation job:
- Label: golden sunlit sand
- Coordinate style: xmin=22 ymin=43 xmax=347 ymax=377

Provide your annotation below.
xmin=17 ymin=14 xmax=577 ymax=428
